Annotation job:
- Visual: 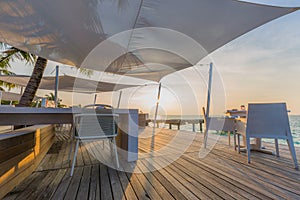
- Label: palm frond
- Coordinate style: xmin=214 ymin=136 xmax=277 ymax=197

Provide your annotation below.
xmin=18 ymin=50 xmax=36 ymax=64
xmin=0 ymin=48 xmax=20 ymax=68
xmin=0 ymin=69 xmax=16 ymax=75
xmin=0 ymin=42 xmax=10 ymax=50
xmin=45 ymin=92 xmax=55 ymax=100
xmin=0 ymin=43 xmax=30 ymax=91
xmin=0 ymin=80 xmax=17 ymax=91
xmin=0 ymin=45 xmax=36 ymax=67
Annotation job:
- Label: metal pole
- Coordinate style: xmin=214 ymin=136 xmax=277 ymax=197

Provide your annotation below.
xmin=117 ymin=90 xmax=122 ymax=109
xmin=54 ymin=65 xmax=59 ymax=108
xmin=152 ymin=83 xmax=162 ymax=135
xmin=206 ymin=63 xmax=213 ymax=118
xmin=93 ymin=94 xmax=97 ymax=105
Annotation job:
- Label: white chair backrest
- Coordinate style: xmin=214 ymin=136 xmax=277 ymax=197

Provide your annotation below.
xmin=202 ymin=107 xmax=235 ymax=132
xmin=206 ymin=117 xmax=235 ymax=132
xmin=74 ymin=113 xmax=118 ymax=138
xmin=246 ymin=103 xmax=290 ymax=138
xmin=235 ymin=120 xmax=246 ymax=136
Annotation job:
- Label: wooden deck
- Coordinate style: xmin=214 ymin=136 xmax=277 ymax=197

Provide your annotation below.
xmin=4 ymin=127 xmax=300 ymax=200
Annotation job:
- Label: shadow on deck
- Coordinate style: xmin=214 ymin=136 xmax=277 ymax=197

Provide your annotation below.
xmin=4 ymin=127 xmax=300 ymax=200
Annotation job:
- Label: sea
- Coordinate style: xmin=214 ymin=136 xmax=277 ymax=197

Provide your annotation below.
xmin=1 ymin=115 xmax=300 ymax=146
xmin=153 ymin=115 xmax=300 ymax=147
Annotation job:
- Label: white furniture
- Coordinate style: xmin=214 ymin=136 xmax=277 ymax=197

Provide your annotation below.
xmin=0 ymin=107 xmax=139 ymax=162
xmin=202 ymin=107 xmax=235 ymax=147
xmin=70 ymin=113 xmax=119 ymax=176
xmin=234 ymin=120 xmax=246 ymax=153
xmin=226 ymin=109 xmax=247 ymax=118
xmin=236 ymin=103 xmax=298 ymax=169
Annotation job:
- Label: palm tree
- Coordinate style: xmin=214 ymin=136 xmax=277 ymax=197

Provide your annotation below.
xmin=18 ymin=57 xmax=47 ymax=106
xmin=0 ymin=43 xmax=48 ymax=107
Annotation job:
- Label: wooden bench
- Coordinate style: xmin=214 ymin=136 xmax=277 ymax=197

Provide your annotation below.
xmin=147 ymin=119 xmax=204 ymax=132
xmin=0 ymin=125 xmax=55 ymax=199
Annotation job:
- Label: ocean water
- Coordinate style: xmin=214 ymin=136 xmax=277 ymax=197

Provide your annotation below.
xmin=1 ymin=115 xmax=300 ymax=146
xmin=288 ymin=115 xmax=300 ymax=146
xmin=155 ymin=115 xmax=300 ymax=146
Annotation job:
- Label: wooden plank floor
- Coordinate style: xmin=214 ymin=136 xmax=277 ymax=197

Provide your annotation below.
xmin=4 ymin=127 xmax=300 ymax=200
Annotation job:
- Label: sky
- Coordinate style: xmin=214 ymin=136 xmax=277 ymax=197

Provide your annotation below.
xmin=212 ymin=1 xmax=300 ymax=114
xmin=6 ymin=0 xmax=300 ymax=116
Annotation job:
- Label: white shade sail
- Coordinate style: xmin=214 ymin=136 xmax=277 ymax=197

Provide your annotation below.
xmin=0 ymin=75 xmax=140 ymax=93
xmin=0 ymin=0 xmax=297 ymax=81
xmin=0 ymin=91 xmax=41 ymax=101
xmin=1 ymin=91 xmax=22 ymax=101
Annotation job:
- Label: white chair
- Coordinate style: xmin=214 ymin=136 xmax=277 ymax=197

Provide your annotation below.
xmin=70 ymin=112 xmax=119 ymax=176
xmin=202 ymin=107 xmax=235 ymax=147
xmin=238 ymin=103 xmax=298 ymax=169
xmin=234 ymin=119 xmax=246 ymax=153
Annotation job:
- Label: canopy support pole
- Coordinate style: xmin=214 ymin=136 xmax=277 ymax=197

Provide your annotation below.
xmin=117 ymin=90 xmax=122 ymax=109
xmin=152 ymin=82 xmax=162 ymax=136
xmin=206 ymin=63 xmax=213 ymax=118
xmin=203 ymin=63 xmax=213 ymax=148
xmin=54 ymin=65 xmax=59 ymax=108
xmin=93 ymin=94 xmax=97 ymax=105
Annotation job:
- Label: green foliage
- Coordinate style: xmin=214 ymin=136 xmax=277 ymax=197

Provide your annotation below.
xmin=78 ymin=67 xmax=93 ymax=77
xmin=30 ymin=100 xmax=39 ymax=107
xmin=31 ymin=92 xmax=67 ymax=108
xmin=0 ymin=43 xmax=36 ymax=67
xmin=0 ymin=42 xmax=36 ymax=91
xmin=0 ymin=100 xmax=18 ymax=105
xmin=45 ymin=92 xmax=55 ymax=100
xmin=0 ymin=69 xmax=16 ymax=91
xmin=45 ymin=92 xmax=67 ymax=108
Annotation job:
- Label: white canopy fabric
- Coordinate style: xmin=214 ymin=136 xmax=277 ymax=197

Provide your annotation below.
xmin=0 ymin=0 xmax=298 ymax=81
xmin=1 ymin=91 xmax=21 ymax=101
xmin=0 ymin=75 xmax=139 ymax=93
xmin=0 ymin=91 xmax=41 ymax=101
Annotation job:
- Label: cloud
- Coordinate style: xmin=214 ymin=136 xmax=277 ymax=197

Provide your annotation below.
xmin=209 ymin=10 xmax=300 ymax=113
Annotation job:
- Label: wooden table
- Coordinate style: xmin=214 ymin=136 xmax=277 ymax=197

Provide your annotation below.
xmin=0 ymin=107 xmax=139 ymax=161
